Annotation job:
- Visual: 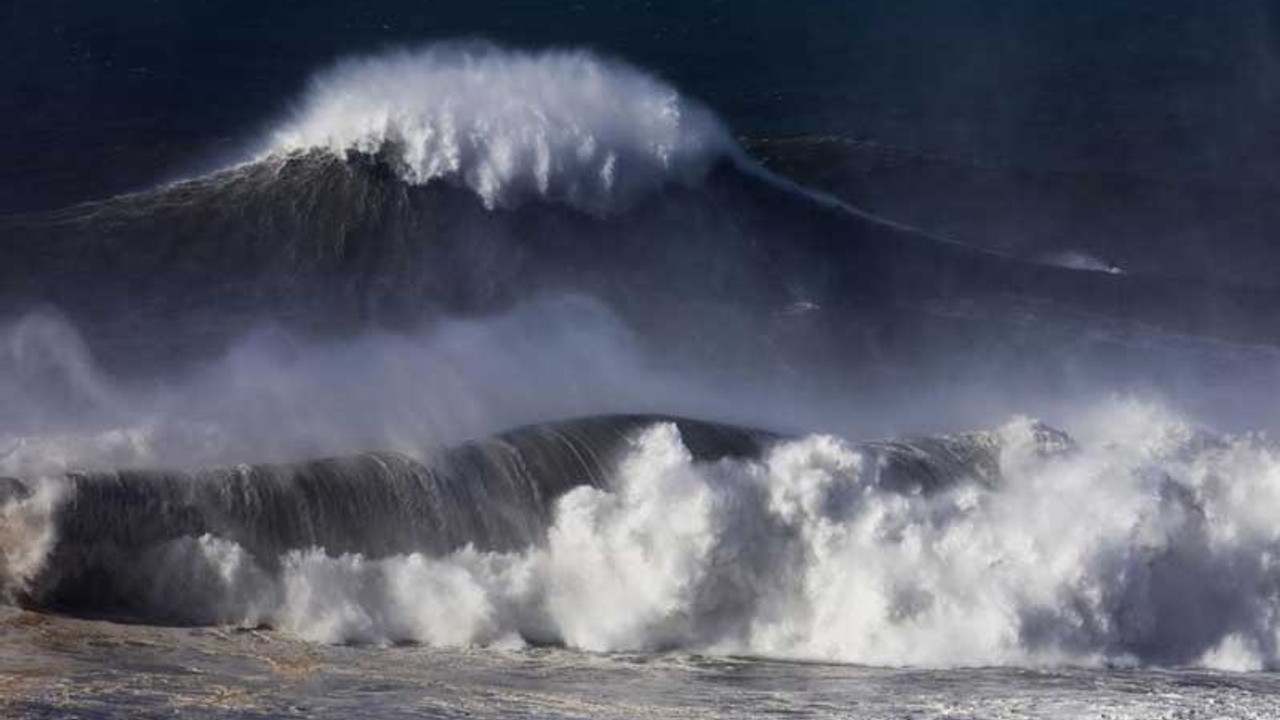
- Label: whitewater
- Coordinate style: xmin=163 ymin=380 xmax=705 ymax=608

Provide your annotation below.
xmin=4 ymin=397 xmax=1280 ymax=672
xmin=261 ymin=42 xmax=738 ymax=214
xmin=3 ymin=41 xmax=1280 ymax=719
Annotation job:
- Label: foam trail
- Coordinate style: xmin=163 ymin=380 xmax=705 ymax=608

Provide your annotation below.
xmin=1041 ymin=250 xmax=1125 ymax=274
xmin=266 ymin=42 xmax=738 ymax=214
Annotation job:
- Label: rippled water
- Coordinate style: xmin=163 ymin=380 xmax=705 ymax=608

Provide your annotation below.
xmin=3 ymin=609 xmax=1278 ymax=719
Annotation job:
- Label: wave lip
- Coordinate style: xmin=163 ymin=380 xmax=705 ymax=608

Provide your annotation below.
xmin=264 ymin=42 xmax=738 ymax=214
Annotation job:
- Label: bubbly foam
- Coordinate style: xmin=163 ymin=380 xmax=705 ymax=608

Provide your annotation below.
xmin=266 ymin=43 xmax=738 ymax=214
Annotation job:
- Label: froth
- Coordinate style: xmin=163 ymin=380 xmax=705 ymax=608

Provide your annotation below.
xmin=266 ymin=42 xmax=737 ymax=214
xmin=135 ymin=402 xmax=1280 ymax=670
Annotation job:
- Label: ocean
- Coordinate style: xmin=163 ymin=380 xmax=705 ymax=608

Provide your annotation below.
xmin=3 ymin=3 xmax=1280 ymax=718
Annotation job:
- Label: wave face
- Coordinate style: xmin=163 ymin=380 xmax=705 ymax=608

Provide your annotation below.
xmin=266 ymin=43 xmax=737 ymax=214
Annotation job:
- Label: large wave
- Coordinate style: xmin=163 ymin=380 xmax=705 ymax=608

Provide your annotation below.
xmin=5 ymin=404 xmax=1280 ymax=670
xmin=248 ymin=407 xmax=1280 ymax=671
xmin=3 ymin=42 xmax=1278 ymax=410
xmin=264 ymin=43 xmax=738 ymax=214
xmin=0 ymin=411 xmax=1044 ymax=625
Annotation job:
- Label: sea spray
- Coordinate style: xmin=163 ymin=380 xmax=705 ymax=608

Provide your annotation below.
xmin=266 ymin=42 xmax=738 ymax=214
xmin=0 ymin=298 xmax=673 ymax=477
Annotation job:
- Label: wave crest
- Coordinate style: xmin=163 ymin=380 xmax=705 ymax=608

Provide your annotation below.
xmin=265 ymin=43 xmax=737 ymax=214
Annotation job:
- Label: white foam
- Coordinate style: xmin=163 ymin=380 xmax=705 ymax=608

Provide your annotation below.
xmin=265 ymin=42 xmax=737 ymax=214
xmin=234 ymin=402 xmax=1280 ymax=670
xmin=0 ymin=479 xmax=63 ymax=602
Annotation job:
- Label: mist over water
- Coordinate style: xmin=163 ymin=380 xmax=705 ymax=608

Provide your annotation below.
xmin=0 ymin=297 xmax=691 ymax=475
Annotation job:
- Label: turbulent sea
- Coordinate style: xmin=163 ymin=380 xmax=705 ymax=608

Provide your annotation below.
xmin=3 ymin=20 xmax=1280 ymax=719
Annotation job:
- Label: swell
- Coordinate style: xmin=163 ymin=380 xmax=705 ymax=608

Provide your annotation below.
xmin=1 ymin=40 xmax=1278 ymax=406
xmin=4 ymin=149 xmax=1279 ymax=383
xmin=0 ymin=45 xmax=1277 ymax=388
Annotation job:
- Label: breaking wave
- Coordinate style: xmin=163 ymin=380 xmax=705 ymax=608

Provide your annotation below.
xmin=7 ymin=403 xmax=1280 ymax=671
xmin=7 ymin=41 xmax=1279 ymax=391
xmin=264 ymin=42 xmax=738 ymax=214
xmin=236 ymin=407 xmax=1280 ymax=671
